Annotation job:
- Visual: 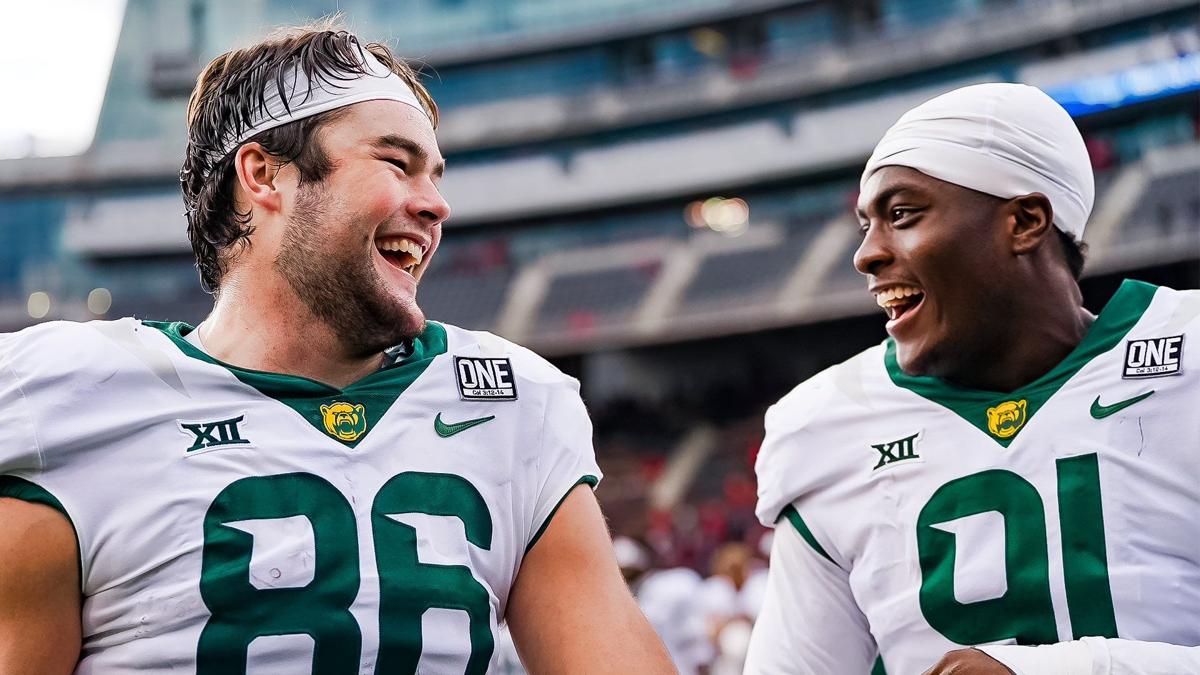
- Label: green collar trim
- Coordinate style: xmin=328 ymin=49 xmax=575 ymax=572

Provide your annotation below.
xmin=146 ymin=320 xmax=448 ymax=448
xmin=884 ymin=279 xmax=1158 ymax=447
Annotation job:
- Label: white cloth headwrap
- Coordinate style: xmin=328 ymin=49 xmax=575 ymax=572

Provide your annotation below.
xmin=861 ymin=83 xmax=1094 ymax=239
xmin=216 ymin=49 xmax=427 ymax=160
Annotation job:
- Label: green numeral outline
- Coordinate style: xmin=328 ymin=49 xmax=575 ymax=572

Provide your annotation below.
xmin=197 ymin=471 xmax=496 ymax=674
xmin=198 ymin=473 xmax=361 ymax=674
xmin=1056 ymin=454 xmax=1118 ymax=638
xmin=373 ymin=472 xmax=495 ymax=675
xmin=917 ymin=452 xmax=1118 ymax=646
xmin=918 ymin=470 xmax=1057 ymax=645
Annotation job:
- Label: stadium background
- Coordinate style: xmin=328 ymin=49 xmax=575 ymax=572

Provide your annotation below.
xmin=2 ymin=0 xmax=1197 ymax=672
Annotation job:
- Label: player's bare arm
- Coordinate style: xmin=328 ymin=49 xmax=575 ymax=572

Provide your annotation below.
xmin=0 ymin=498 xmax=80 ymax=674
xmin=922 ymin=649 xmax=1014 ymax=675
xmin=506 ymin=486 xmax=676 ymax=674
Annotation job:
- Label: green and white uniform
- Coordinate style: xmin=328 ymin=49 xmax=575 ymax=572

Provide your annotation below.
xmin=0 ymin=319 xmax=600 ymax=674
xmin=747 ymin=280 xmax=1200 ymax=674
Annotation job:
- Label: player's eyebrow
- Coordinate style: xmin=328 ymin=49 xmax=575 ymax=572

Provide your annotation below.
xmin=370 ymin=134 xmax=445 ymax=178
xmin=856 ymin=185 xmax=922 ymax=220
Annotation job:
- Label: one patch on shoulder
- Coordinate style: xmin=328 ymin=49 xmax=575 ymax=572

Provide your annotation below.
xmin=454 ymin=356 xmax=518 ymax=401
xmin=1123 ymin=334 xmax=1183 ymax=379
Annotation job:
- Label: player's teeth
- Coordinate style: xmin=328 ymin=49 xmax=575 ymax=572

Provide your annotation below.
xmin=875 ymin=286 xmax=922 ymax=308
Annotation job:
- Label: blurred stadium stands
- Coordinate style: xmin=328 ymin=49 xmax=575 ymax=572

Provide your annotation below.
xmin=1 ymin=0 xmax=1198 ymax=669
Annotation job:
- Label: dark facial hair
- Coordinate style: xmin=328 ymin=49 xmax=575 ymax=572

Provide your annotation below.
xmin=275 ymin=182 xmax=426 ymax=357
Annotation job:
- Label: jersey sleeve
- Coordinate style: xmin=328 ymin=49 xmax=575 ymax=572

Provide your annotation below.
xmin=524 ymin=378 xmax=603 ymax=553
xmin=0 ymin=333 xmax=43 ymax=474
xmin=744 ymin=520 xmax=877 ymax=674
xmin=979 ymin=637 xmax=1200 ymax=675
xmin=754 ymin=373 xmax=840 ymax=529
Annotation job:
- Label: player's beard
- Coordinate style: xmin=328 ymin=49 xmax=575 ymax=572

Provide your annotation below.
xmin=275 ymin=182 xmax=426 ymax=358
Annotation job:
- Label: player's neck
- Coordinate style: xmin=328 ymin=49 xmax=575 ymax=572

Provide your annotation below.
xmin=198 ymin=275 xmax=384 ymax=388
xmin=943 ymin=281 xmax=1093 ymax=393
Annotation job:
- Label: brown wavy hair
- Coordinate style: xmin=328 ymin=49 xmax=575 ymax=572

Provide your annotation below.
xmin=180 ymin=19 xmax=438 ymax=293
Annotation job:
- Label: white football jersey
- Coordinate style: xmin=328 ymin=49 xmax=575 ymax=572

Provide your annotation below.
xmin=0 ymin=319 xmax=601 ymax=674
xmin=749 ymin=280 xmax=1200 ymax=674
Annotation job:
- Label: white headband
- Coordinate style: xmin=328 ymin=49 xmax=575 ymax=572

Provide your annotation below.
xmin=861 ymin=83 xmax=1094 ymax=239
xmin=216 ymin=49 xmax=428 ymax=160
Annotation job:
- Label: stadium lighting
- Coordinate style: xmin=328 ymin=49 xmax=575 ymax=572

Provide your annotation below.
xmin=686 ymin=197 xmax=750 ymax=237
xmin=87 ymin=288 xmax=113 ymax=315
xmin=26 ymin=291 xmax=51 ymax=319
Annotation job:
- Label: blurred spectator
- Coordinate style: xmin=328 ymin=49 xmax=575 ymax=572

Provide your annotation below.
xmin=615 ymin=536 xmax=712 ymax=674
xmin=697 ymin=543 xmax=768 ymax=675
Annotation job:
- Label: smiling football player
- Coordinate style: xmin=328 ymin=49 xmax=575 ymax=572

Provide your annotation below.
xmin=0 ymin=23 xmax=673 ymax=674
xmin=746 ymin=83 xmax=1200 ymax=674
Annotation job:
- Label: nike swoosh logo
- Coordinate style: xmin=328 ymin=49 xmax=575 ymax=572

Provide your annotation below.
xmin=434 ymin=413 xmax=495 ymax=438
xmin=1090 ymin=391 xmax=1155 ymax=419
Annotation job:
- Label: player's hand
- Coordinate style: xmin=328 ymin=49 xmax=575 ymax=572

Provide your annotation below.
xmin=921 ymin=648 xmax=1016 ymax=675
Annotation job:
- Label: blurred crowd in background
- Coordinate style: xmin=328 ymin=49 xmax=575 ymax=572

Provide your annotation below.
xmin=2 ymin=1 xmax=1197 ymax=671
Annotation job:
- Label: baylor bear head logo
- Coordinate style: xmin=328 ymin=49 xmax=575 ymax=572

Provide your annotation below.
xmin=986 ymin=399 xmax=1027 ymax=439
xmin=320 ymin=402 xmax=367 ymax=442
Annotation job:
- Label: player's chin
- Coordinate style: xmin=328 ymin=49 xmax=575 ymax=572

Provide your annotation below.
xmin=370 ymin=252 xmax=430 ymax=338
xmin=893 ymin=337 xmax=939 ymax=377
xmin=384 ymin=294 xmax=427 ymax=338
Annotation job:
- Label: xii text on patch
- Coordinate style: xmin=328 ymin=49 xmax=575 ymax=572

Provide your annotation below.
xmin=180 ymin=415 xmax=250 ymax=453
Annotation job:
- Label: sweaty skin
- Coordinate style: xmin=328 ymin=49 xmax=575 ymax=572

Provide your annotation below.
xmin=855 ymin=166 xmax=1094 ymax=392
xmin=0 ymin=499 xmax=80 ymax=674
xmin=922 ymin=648 xmax=1015 ymax=675
xmin=200 ymin=101 xmax=450 ymax=388
xmin=506 ymin=487 xmax=676 ymax=674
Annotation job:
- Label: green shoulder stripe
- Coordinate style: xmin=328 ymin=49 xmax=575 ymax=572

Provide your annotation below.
xmin=525 ymin=475 xmax=600 ymax=555
xmin=884 ymin=279 xmax=1157 ymax=447
xmin=0 ymin=476 xmax=82 ymax=588
xmin=779 ymin=504 xmax=836 ymax=566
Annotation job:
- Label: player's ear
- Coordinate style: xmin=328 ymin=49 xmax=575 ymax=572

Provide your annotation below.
xmin=233 ymin=142 xmax=284 ymax=214
xmin=1008 ymin=192 xmax=1054 ymax=256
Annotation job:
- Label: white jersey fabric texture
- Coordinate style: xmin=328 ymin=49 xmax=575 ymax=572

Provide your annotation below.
xmin=0 ymin=319 xmax=601 ymax=674
xmin=748 ymin=280 xmax=1200 ymax=675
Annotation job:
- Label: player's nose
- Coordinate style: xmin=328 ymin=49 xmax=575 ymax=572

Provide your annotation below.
xmin=409 ymin=177 xmax=451 ymax=227
xmin=853 ymin=222 xmax=893 ymax=277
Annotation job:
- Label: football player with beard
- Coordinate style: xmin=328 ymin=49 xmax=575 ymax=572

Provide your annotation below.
xmin=0 ymin=23 xmax=674 ymax=674
xmin=746 ymin=83 xmax=1200 ymax=674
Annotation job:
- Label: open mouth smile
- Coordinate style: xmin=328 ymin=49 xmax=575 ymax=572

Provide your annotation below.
xmin=374 ymin=235 xmax=426 ymax=276
xmin=874 ymin=284 xmax=925 ymax=328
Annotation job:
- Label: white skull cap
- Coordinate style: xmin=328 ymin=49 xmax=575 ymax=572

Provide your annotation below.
xmin=861 ymin=83 xmax=1094 ymax=239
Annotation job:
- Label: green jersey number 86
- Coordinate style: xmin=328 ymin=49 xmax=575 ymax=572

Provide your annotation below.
xmin=197 ymin=471 xmax=494 ymax=674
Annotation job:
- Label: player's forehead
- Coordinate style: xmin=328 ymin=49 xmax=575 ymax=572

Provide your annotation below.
xmin=325 ymin=100 xmax=443 ymax=164
xmin=856 ymin=166 xmax=951 ymax=217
